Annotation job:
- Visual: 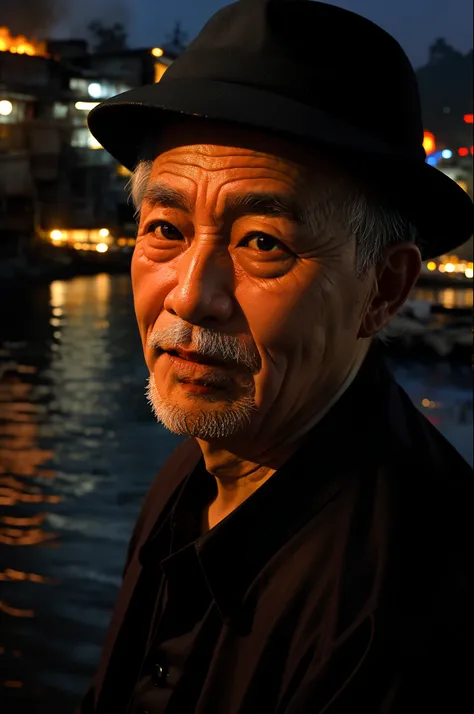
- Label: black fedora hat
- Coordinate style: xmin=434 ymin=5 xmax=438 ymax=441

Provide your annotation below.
xmin=88 ymin=0 xmax=473 ymax=260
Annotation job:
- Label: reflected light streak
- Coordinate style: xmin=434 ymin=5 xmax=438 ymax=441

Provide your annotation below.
xmin=50 ymin=280 xmax=68 ymax=308
xmin=0 ymin=528 xmax=58 ymax=545
xmin=1 ymin=513 xmax=47 ymax=526
xmin=15 ymin=365 xmax=36 ymax=375
xmin=0 ymin=446 xmax=54 ymax=476
xmin=0 ymin=568 xmax=53 ymax=583
xmin=0 ymin=402 xmax=38 ymax=422
xmin=4 ymin=681 xmax=24 ymax=688
xmin=0 ymin=601 xmax=35 ymax=618
xmin=0 ymin=489 xmax=62 ymax=506
xmin=0 ymin=381 xmax=32 ymax=401
xmin=441 ymin=289 xmax=456 ymax=310
xmin=0 ymin=358 xmax=62 ymax=619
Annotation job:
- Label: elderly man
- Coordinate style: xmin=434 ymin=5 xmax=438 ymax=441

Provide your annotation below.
xmin=80 ymin=1 xmax=473 ymax=713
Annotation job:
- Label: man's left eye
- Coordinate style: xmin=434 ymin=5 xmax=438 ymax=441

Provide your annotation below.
xmin=244 ymin=234 xmax=283 ymax=252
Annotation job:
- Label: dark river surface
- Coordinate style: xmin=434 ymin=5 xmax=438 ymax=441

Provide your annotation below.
xmin=0 ymin=274 xmax=472 ymax=713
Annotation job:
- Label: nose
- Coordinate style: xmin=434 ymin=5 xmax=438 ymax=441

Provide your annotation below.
xmin=164 ymin=240 xmax=234 ymax=326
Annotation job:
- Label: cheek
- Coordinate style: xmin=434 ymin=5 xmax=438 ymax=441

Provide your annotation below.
xmin=237 ymin=270 xmax=364 ymax=367
xmin=131 ymin=248 xmax=176 ymax=345
xmin=236 ymin=276 xmax=322 ymax=358
xmin=237 ymin=280 xmax=316 ymax=409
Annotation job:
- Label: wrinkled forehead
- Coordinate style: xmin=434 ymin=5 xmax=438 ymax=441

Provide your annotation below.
xmin=144 ymin=116 xmax=351 ymax=188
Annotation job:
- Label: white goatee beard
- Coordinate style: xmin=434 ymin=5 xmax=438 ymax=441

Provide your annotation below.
xmin=145 ymin=374 xmax=257 ymax=440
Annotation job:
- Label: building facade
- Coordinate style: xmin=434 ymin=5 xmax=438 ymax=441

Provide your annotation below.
xmin=0 ymin=27 xmax=175 ymax=258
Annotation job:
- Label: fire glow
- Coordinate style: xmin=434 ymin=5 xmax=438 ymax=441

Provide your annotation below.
xmin=0 ymin=26 xmax=48 ymax=57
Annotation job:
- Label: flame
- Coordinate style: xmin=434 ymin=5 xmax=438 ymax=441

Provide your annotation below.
xmin=0 ymin=27 xmax=48 ymax=57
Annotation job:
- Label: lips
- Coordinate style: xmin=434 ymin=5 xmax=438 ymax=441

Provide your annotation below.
xmin=164 ymin=348 xmax=228 ymax=369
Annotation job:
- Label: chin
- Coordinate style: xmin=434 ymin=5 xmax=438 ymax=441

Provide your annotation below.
xmin=146 ymin=374 xmax=257 ymax=440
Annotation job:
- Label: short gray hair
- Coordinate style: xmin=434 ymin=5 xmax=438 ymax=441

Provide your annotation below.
xmin=128 ymin=155 xmax=421 ymax=278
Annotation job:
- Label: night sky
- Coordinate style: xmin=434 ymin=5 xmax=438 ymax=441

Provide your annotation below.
xmin=54 ymin=0 xmax=473 ymax=69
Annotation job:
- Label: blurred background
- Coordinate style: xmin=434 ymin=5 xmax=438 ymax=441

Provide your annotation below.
xmin=0 ymin=1 xmax=472 ymax=712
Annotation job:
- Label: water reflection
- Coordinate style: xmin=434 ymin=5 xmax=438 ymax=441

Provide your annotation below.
xmin=413 ymin=286 xmax=473 ymax=309
xmin=0 ymin=274 xmax=181 ymax=712
xmin=0 ymin=275 xmax=471 ymax=713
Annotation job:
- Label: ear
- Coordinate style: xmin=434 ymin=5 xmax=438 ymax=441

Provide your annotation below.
xmin=358 ymin=242 xmax=422 ymax=339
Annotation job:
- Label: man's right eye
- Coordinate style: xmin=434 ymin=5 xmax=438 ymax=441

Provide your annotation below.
xmin=147 ymin=220 xmax=184 ymax=240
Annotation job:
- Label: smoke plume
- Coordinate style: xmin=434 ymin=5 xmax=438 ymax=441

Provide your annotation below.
xmin=0 ymin=0 xmax=131 ymax=41
xmin=0 ymin=0 xmax=62 ymax=35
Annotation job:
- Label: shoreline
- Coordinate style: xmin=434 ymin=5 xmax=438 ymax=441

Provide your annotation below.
xmin=0 ymin=260 xmax=471 ymax=363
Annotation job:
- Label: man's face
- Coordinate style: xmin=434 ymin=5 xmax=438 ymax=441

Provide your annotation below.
xmin=132 ymin=120 xmax=374 ymax=448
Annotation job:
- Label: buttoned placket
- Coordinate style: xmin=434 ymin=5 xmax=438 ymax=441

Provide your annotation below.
xmin=124 ymin=476 xmax=210 ymax=714
xmin=123 ymin=514 xmax=175 ymax=714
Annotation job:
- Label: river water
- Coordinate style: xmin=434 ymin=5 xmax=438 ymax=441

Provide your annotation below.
xmin=0 ymin=274 xmax=472 ymax=713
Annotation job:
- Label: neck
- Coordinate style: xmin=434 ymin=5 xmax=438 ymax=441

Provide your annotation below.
xmin=198 ymin=342 xmax=371 ymax=528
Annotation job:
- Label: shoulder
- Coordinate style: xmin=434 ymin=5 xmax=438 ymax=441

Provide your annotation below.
xmin=380 ymin=361 xmax=472 ymax=483
xmin=378 ymin=374 xmax=471 ymax=627
xmin=124 ymin=438 xmax=202 ymax=571
xmin=382 ymin=370 xmax=472 ymax=534
xmin=142 ymin=437 xmax=202 ymax=512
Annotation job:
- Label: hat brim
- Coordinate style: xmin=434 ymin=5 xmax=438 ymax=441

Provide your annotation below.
xmin=88 ymin=78 xmax=473 ymax=260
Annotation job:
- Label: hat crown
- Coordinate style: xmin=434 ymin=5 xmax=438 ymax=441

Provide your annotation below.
xmin=162 ymin=0 xmax=424 ymax=154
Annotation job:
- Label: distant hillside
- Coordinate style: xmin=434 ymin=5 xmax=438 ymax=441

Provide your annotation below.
xmin=417 ymin=39 xmax=473 ymax=149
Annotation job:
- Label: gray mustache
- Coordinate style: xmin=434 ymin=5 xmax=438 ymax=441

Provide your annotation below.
xmin=147 ymin=323 xmax=261 ymax=373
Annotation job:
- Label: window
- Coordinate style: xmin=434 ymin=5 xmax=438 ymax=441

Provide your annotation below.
xmin=154 ymin=62 xmax=168 ymax=83
xmin=71 ymin=128 xmax=89 ymax=147
xmin=69 ymin=78 xmax=89 ymax=94
xmin=53 ymin=103 xmax=69 ymax=119
xmin=70 ymin=127 xmax=104 ymax=150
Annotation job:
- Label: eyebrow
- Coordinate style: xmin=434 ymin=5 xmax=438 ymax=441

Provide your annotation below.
xmin=142 ymin=180 xmax=304 ymax=224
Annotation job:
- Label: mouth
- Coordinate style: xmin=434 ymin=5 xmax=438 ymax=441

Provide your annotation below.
xmin=163 ymin=348 xmax=229 ymax=369
xmin=160 ymin=349 xmax=233 ymax=394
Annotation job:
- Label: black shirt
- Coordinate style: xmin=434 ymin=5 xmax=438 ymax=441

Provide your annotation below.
xmin=126 ymin=347 xmax=389 ymax=714
xmin=128 ymin=465 xmax=217 ymax=714
xmin=79 ymin=345 xmax=472 ymax=714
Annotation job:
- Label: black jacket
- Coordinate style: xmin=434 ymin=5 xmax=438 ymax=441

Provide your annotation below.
xmin=77 ymin=347 xmax=472 ymax=713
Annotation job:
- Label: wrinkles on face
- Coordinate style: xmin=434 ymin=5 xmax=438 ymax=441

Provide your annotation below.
xmin=132 ymin=120 xmax=373 ymax=458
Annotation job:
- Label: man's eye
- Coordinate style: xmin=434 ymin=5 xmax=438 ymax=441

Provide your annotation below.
xmin=244 ymin=234 xmax=284 ymax=252
xmin=148 ymin=221 xmax=183 ymax=240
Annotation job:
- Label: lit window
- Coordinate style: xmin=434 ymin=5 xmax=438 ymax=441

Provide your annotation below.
xmin=69 ymin=78 xmax=89 ymax=94
xmin=87 ymin=133 xmax=103 ymax=150
xmin=71 ymin=128 xmax=89 ymax=148
xmin=71 ymin=128 xmax=103 ymax=150
xmin=116 ymin=164 xmax=131 ymax=177
xmin=53 ymin=103 xmax=68 ymax=119
xmin=154 ymin=62 xmax=168 ymax=83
